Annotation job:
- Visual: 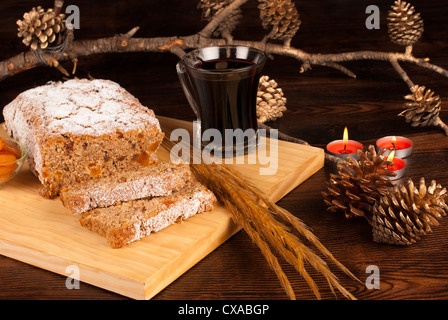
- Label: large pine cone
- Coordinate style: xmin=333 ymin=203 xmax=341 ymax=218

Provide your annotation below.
xmin=17 ymin=6 xmax=66 ymax=50
xmin=322 ymin=145 xmax=395 ymax=219
xmin=197 ymin=0 xmax=242 ymax=38
xmin=258 ymin=0 xmax=301 ymax=42
xmin=257 ymin=75 xmax=287 ymax=123
xmin=387 ymin=0 xmax=424 ymax=47
xmin=399 ymin=85 xmax=441 ymax=127
xmin=371 ymin=178 xmax=448 ymax=245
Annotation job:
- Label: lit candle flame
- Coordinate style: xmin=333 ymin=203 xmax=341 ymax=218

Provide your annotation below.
xmin=343 ymin=127 xmax=348 ymax=141
xmin=342 ymin=127 xmax=349 ymax=153
xmin=387 ymin=149 xmax=396 ymax=162
xmin=391 ymin=136 xmax=397 ymax=149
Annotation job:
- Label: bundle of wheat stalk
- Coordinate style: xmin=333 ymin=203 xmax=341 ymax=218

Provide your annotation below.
xmin=161 ymin=136 xmax=358 ymax=300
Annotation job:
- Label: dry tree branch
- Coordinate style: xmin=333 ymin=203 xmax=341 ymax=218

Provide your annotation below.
xmin=2 ymin=0 xmax=448 ymax=83
xmin=3 ymin=33 xmax=447 ymax=82
xmin=390 ymin=57 xmax=415 ymax=89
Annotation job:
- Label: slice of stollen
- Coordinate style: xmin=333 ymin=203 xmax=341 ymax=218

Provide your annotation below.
xmin=60 ymin=162 xmax=192 ymax=215
xmin=78 ymin=180 xmax=217 ymax=248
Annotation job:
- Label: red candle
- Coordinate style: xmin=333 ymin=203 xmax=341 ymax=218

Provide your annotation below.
xmin=376 ymin=136 xmax=413 ymax=158
xmin=384 ymin=150 xmax=406 ymax=180
xmin=326 ymin=127 xmax=363 ymax=160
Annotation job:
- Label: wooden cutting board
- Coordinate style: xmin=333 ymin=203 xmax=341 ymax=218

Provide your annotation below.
xmin=0 ymin=117 xmax=324 ymax=299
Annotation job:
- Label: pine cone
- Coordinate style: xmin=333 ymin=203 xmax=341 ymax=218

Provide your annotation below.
xmin=387 ymin=0 xmax=424 ymax=47
xmin=258 ymin=0 xmax=301 ymax=42
xmin=371 ymin=178 xmax=448 ymax=245
xmin=198 ymin=0 xmax=227 ymax=18
xmin=257 ymin=75 xmax=287 ymax=123
xmin=322 ymin=145 xmax=395 ymax=219
xmin=17 ymin=6 xmax=66 ymax=51
xmin=399 ymin=85 xmax=441 ymax=127
xmin=197 ymin=0 xmax=242 ymax=38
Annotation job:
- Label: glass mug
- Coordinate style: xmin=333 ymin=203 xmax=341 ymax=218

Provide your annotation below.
xmin=176 ymin=45 xmax=267 ymax=157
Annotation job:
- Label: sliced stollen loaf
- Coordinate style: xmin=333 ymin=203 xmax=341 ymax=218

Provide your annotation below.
xmin=79 ymin=180 xmax=217 ymax=248
xmin=2 ymin=79 xmax=164 ymax=198
xmin=60 ymin=161 xmax=192 ymax=215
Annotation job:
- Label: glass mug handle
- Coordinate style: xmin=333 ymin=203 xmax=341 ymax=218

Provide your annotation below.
xmin=176 ymin=62 xmax=199 ymax=118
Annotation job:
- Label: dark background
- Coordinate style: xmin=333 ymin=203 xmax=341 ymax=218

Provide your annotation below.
xmin=0 ymin=0 xmax=447 ymax=300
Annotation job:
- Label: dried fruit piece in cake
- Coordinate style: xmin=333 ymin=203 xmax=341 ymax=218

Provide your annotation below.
xmin=60 ymin=161 xmax=192 ymax=215
xmin=79 ymin=180 xmax=217 ymax=248
xmin=2 ymin=79 xmax=164 ymax=198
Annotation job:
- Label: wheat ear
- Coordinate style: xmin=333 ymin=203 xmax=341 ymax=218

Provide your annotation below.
xmin=161 ymin=137 xmax=358 ymax=300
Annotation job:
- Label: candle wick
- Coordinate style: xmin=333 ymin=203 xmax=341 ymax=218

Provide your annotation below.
xmin=392 ymin=142 xmax=396 ymax=149
xmin=343 ymin=143 xmax=347 ymax=154
xmin=387 ymin=161 xmax=395 ymax=170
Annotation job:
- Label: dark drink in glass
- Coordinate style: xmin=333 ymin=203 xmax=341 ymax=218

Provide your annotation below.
xmin=176 ymin=46 xmax=267 ymax=157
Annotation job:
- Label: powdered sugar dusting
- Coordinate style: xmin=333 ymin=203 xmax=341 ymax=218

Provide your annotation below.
xmin=39 ymin=79 xmax=158 ymax=136
xmin=5 ymin=79 xmax=160 ymax=138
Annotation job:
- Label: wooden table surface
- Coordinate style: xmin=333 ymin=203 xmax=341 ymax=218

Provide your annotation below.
xmin=1 ymin=0 xmax=447 ymax=300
